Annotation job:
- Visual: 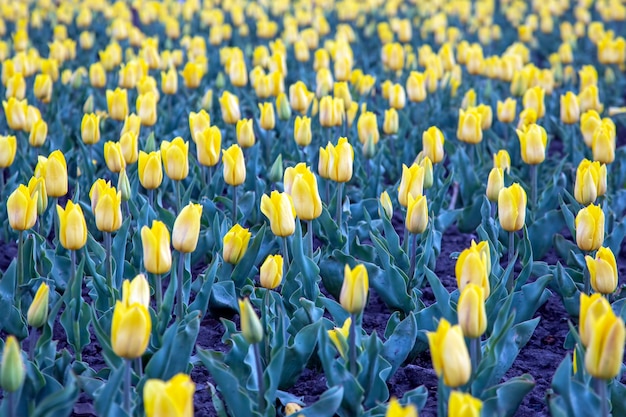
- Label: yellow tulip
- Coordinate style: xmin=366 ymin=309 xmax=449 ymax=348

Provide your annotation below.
xmin=57 ymin=200 xmax=88 ymax=251
xmin=223 ymin=224 xmax=251 ymax=264
xmin=319 ymin=96 xmax=336 ymax=128
xmin=119 ymin=131 xmax=138 ymax=164
xmin=144 ymin=373 xmax=195 ymax=417
xmin=172 ymin=203 xmax=203 ymax=253
xmin=448 ymin=391 xmax=483 ymax=417
xmin=141 ymin=221 xmax=172 ymax=275
xmin=29 ymin=119 xmax=47 ymax=148
xmin=457 ymin=284 xmax=487 ymax=338
xmin=574 ymin=159 xmax=607 ymax=205
xmin=111 ymin=296 xmax=151 ymax=359
xmin=560 ymin=92 xmax=580 ymax=124
xmin=260 ymin=254 xmax=283 ymax=289
xmin=476 ymin=104 xmax=493 ymax=130
xmin=427 ymin=318 xmax=472 ymax=388
xmin=0 ymin=336 xmax=25 ymax=393
xmin=38 ymin=150 xmax=68 ymax=197
xmin=89 ymin=62 xmax=106 ymax=88
xmin=92 ymin=184 xmax=122 ymax=233
xmin=522 ymin=86 xmax=545 ymax=118
xmin=122 ymin=113 xmax=142 ymax=137
xmin=106 ymin=88 xmax=128 ymax=121
xmin=34 ymin=74 xmax=53 ymax=103
xmin=340 ymin=264 xmax=369 ymax=314
xmin=334 ymin=82 xmax=352 ymax=109
xmin=0 ymin=135 xmax=17 ymax=168
xmin=385 ymin=397 xmax=417 ymax=417
xmin=584 ymin=310 xmax=625 ymax=379
xmin=138 ymin=151 xmax=163 ymax=190
xmin=316 ymin=68 xmax=334 ymax=97
xmin=497 ymin=98 xmax=517 ymax=123
xmin=575 ymin=204 xmax=604 ymax=252
xmin=455 ymin=241 xmax=491 ymax=298
xmin=261 ymin=191 xmax=296 ymax=237
xmin=289 ymin=81 xmax=314 ymax=114
xmin=7 ymin=184 xmax=38 ymax=231
xmin=136 ymin=92 xmax=158 ymax=127
xmin=2 ymin=98 xmax=28 ymax=131
xmin=222 ymin=144 xmax=246 ymax=186
xmin=592 ymin=124 xmax=615 ymax=164
xmin=517 ymin=108 xmax=538 ymax=131
xmin=389 ymin=83 xmax=406 ymax=110
xmin=181 ymin=61 xmax=204 ymax=89
xmin=517 ymin=124 xmax=547 ymax=165
xmin=422 ymin=126 xmax=445 ymax=164
xmin=27 ymin=176 xmax=47 ymax=216
xmin=238 ymin=298 xmax=263 ymax=344
xmin=580 ymin=293 xmax=612 ymax=347
xmin=159 ymin=67 xmax=178 ymax=96
xmin=397 ymin=164 xmax=425 ymax=207
xmin=406 ymin=71 xmax=427 ymax=102
xmin=578 ymin=85 xmax=603 ymax=113
xmin=379 ymin=191 xmax=393 ymax=219
xmin=406 ymin=194 xmax=428 ymax=234
xmin=81 ymin=113 xmax=101 ymax=145
xmin=161 ymin=137 xmax=189 ymax=181
xmin=585 ymin=247 xmax=618 ymax=295
xmin=462 ymin=89 xmax=477 ymax=110
xmin=383 ymin=108 xmax=399 ymax=135
xmin=498 ymin=183 xmax=527 ymax=232
xmin=219 ymin=91 xmax=241 ymax=124
xmin=258 ymin=102 xmax=275 ymax=130
xmin=188 ymin=110 xmax=211 ymax=143
xmin=5 ymin=73 xmax=26 ymax=100
xmin=326 ymin=137 xmax=354 ymax=183
xmin=486 ymin=167 xmax=504 ymax=202
xmin=27 ymin=283 xmax=49 ymax=328
xmin=283 ymin=163 xmax=322 ymax=221
xmin=357 ymin=111 xmax=379 ymax=145
xmin=294 ymin=116 xmax=312 ymax=147
xmin=580 ymin=110 xmax=602 ymax=148
xmin=457 ymin=108 xmax=483 ymax=144
xmin=125 ymin=274 xmax=150 ymax=308
xmin=104 ymin=141 xmax=126 ymax=173
xmin=493 ymin=150 xmax=511 ymax=173
xmin=328 ymin=317 xmax=351 ymax=359
xmin=357 ymin=75 xmax=376 ymax=96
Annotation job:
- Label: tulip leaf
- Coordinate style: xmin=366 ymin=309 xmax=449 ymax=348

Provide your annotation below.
xmin=511 ymin=275 xmax=552 ymax=324
xmin=610 ymin=381 xmax=626 ymax=417
xmin=382 ymin=313 xmax=417 ymax=376
xmin=280 ymin=320 xmax=323 ymax=388
xmin=112 ymin=217 xmax=131 ymax=289
xmin=481 ymin=374 xmax=535 ymax=417
xmin=60 ymin=300 xmax=91 ymax=361
xmin=549 ymin=354 xmax=601 ymax=417
xmin=317 ymin=206 xmax=346 ymax=249
xmin=89 ymin=306 xmax=123 ymax=370
xmin=93 ymin=362 xmax=126 ymax=417
xmin=209 ymin=280 xmax=239 ymax=313
xmin=231 ymin=225 xmax=266 ymax=289
xmin=188 ymin=257 xmax=218 ymax=318
xmin=554 ymin=263 xmax=582 ymax=317
xmin=298 ymin=386 xmax=344 ymax=417
xmin=31 ymin=373 xmax=79 ymax=417
xmin=529 ymin=209 xmax=566 ymax=259
xmin=368 ymin=235 xmax=414 ymax=313
xmin=423 ymin=267 xmax=453 ymax=322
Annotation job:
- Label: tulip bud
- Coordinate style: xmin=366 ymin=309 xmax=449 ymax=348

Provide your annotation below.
xmin=406 ymin=72 xmax=427 ymax=102
xmin=294 ymin=116 xmax=312 ymax=147
xmin=285 ymin=403 xmax=303 ymax=416
xmin=560 ymin=92 xmax=580 ymax=124
xmin=0 ymin=336 xmax=25 ymax=392
xmin=574 ymin=159 xmax=606 ymax=205
xmin=189 ymin=110 xmax=211 ymax=144
xmin=422 ymin=126 xmax=445 ymax=164
xmin=497 ymin=98 xmax=517 ymax=123
xmin=57 ymin=200 xmax=88 ymax=250
xmin=260 ymin=254 xmax=283 ymax=289
xmin=181 ymin=61 xmax=204 ymax=88
xmin=222 ymin=144 xmax=246 ymax=186
xmin=448 ymin=391 xmax=483 ymax=417
xmin=27 ymin=176 xmax=47 ymax=215
xmin=389 ymin=83 xmax=406 ymax=110
xmin=261 ymin=191 xmax=296 ymax=237
xmin=223 ymin=224 xmax=251 ymax=264
xmin=397 ymin=164 xmax=425 ymax=207
xmin=406 ymin=194 xmax=428 ymax=234
xmin=106 ymin=88 xmax=129 ymax=121
xmin=201 ymin=89 xmax=213 ymax=111
xmin=580 ymin=293 xmax=611 ymax=347
xmin=517 ymin=124 xmax=547 ymax=165
xmin=122 ymin=113 xmax=142 ymax=137
xmin=575 ymin=204 xmax=604 ymax=252
xmin=0 ymin=135 xmax=17 ymax=168
xmin=161 ymin=137 xmax=189 ymax=181
xmin=457 ymin=284 xmax=487 ymax=338
xmin=325 ymin=137 xmax=354 ymax=183
xmin=104 ymin=141 xmax=126 ymax=173
xmin=144 ymin=374 xmax=195 ymax=417
xmin=29 ymin=119 xmax=48 ymax=147
xmin=498 ymin=183 xmax=527 ymax=232
xmin=196 ymin=126 xmax=222 ymax=167
xmin=486 ymin=168 xmax=504 ymax=202
xmin=592 ymin=124 xmax=615 ymax=164
xmin=7 ymin=185 xmax=38 ymax=232
xmin=34 ymin=74 xmax=53 ymax=103
xmin=276 ymin=93 xmax=291 ymax=121
xmin=379 ymin=191 xmax=393 ymax=219
xmin=457 ymin=108 xmax=483 ymax=144
xmin=427 ymin=318 xmax=471 ymax=388
xmin=172 ymin=203 xmax=203 ymax=253
xmin=258 ymin=102 xmax=275 ymax=130
xmin=340 ymin=264 xmax=369 ymax=314
xmin=584 ymin=310 xmax=625 ymax=379
xmin=111 ymin=296 xmax=151 ymax=359
xmin=2 ymin=98 xmax=28 ymax=131
xmin=92 ymin=182 xmax=123 ymax=232
xmin=27 ymin=283 xmax=50 ymax=328
xmin=357 ymin=111 xmax=380 ymax=146
xmin=136 ymin=92 xmax=158 ymax=127
xmin=161 ymin=67 xmax=178 ymax=95
xmin=219 ymin=91 xmax=241 ymax=124
xmin=456 ymin=240 xmax=491 ymax=298
xmin=125 ymin=274 xmax=150 ymax=308
xmin=283 ymin=163 xmax=323 ymax=220
xmin=138 ymin=151 xmax=163 ymax=190
xmin=238 ymin=298 xmax=263 ymax=344
xmin=268 ymin=155 xmax=283 ymax=184
xmin=141 ymin=221 xmax=172 ymax=275
xmin=81 ymin=113 xmax=101 ymax=145
xmin=522 ymin=86 xmax=545 ymax=118
xmin=585 ymin=247 xmax=618 ymax=295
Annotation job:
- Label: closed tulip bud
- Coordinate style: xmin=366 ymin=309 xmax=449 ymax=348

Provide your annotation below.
xmin=27 ymin=283 xmax=49 ymax=328
xmin=575 ymin=204 xmax=604 ymax=252
xmin=448 ymin=391 xmax=483 ymax=417
xmin=172 ymin=203 xmax=203 ymax=253
xmin=271 ymin=93 xmax=289 ymax=121
xmin=258 ymin=102 xmax=275 ymax=130
xmin=294 ymin=116 xmax=312 ymax=147
xmin=188 ymin=110 xmax=211 ymax=144
xmin=181 ymin=61 xmax=204 ymax=88
xmin=580 ymin=110 xmax=601 ymax=147
xmin=144 ymin=373 xmax=195 ymax=417
xmin=592 ymin=125 xmax=615 ymax=164
xmin=93 ymin=185 xmax=122 ymax=233
xmin=422 ymin=126 xmax=445 ymax=164
xmin=378 ymin=191 xmax=393 ymax=219
xmin=517 ymin=124 xmax=547 ymax=165
xmin=7 ymin=184 xmax=38 ymax=231
xmin=0 ymin=135 xmax=17 ymax=168
xmin=193 ymin=126 xmax=221 ymax=167
xmin=39 ymin=150 xmax=68 ymax=197
xmin=89 ymin=63 xmax=106 ymax=88
xmin=106 ymin=88 xmax=129 ymax=121
xmin=5 ymin=73 xmax=26 ymax=100
xmin=228 ymin=58 xmax=247 ymax=87
xmin=29 ymin=119 xmax=48 ymax=147
xmin=285 ymin=163 xmax=323 ymax=220
xmin=389 ymin=83 xmax=406 ymax=110
xmin=522 ymin=86 xmax=545 ymax=118
xmin=289 ymin=81 xmax=314 ymax=114
xmin=2 ymin=98 xmax=28 ymax=131
xmin=328 ymin=316 xmax=351 ymax=358
xmin=222 ymin=144 xmax=246 ymax=186
xmin=238 ymin=298 xmax=263 ymax=344
xmin=122 ymin=113 xmax=142 ymax=137
xmin=584 ymin=310 xmax=625 ymax=380
xmin=81 ymin=113 xmax=101 ymax=145
xmin=326 ymin=137 xmax=354 ymax=183
xmin=427 ymin=318 xmax=471 ymax=388
xmin=141 ymin=220 xmax=172 ymax=275
xmin=334 ymin=82 xmax=352 ymax=109
xmin=457 ymin=284 xmax=487 ymax=338
xmin=319 ymin=96 xmax=335 ymax=127
xmin=27 ymin=176 xmax=47 ymax=215
xmin=57 ymin=200 xmax=88 ymax=251
xmin=497 ymin=98 xmax=517 ymax=123
xmin=418 ymin=155 xmax=434 ymax=189
xmin=0 ymin=336 xmax=25 ymax=393
xmin=456 ymin=240 xmax=491 ymax=297
xmin=261 ymin=191 xmax=296 ymax=237
xmin=125 ymin=274 xmax=150 ymax=308
xmin=117 ymin=168 xmax=131 ymax=202
xmin=498 ymin=183 xmax=527 ymax=233
xmin=219 ymin=91 xmax=241 ymax=124
xmin=340 ymin=264 xmax=369 ymax=314
xmin=383 ymin=108 xmax=399 ymax=135
xmin=560 ymin=92 xmax=580 ymax=124
xmin=138 ymin=151 xmax=163 ymax=190
xmin=406 ymin=194 xmax=428 ymax=234
xmin=34 ymin=74 xmax=53 ymax=103
xmin=586 ymin=247 xmax=618 ymax=295
xmin=493 ymin=150 xmax=511 ymax=173
xmin=580 ymin=293 xmax=611 ymax=347
xmin=486 ymin=168 xmax=504 ymax=202
xmin=223 ymin=224 xmax=251 ymax=264
xmin=578 ymin=85 xmax=603 ymax=113
xmin=200 ymin=89 xmax=213 ymax=111
xmin=357 ymin=111 xmax=380 ymax=145
xmin=462 ymin=89 xmax=477 ymax=110
xmin=104 ymin=141 xmax=126 ymax=173
xmin=260 ymin=254 xmax=283 ymax=289
xmin=398 ymin=164 xmax=425 ymax=207
xmin=457 ymin=108 xmax=483 ymax=144
xmin=161 ymin=137 xmax=189 ymax=181
xmin=111 ymin=296 xmax=151 ymax=359
xmin=89 ymin=179 xmax=110 ymax=212
xmin=407 ymin=72 xmax=427 ymax=102
xmin=118 ymin=131 xmax=138 ymax=164
xmin=231 ymin=119 xmax=254 ymax=149
xmin=476 ymin=104 xmax=493 ymax=130
xmin=574 ymin=159 xmax=606 ymax=205
xmin=136 ymin=92 xmax=158 ymax=127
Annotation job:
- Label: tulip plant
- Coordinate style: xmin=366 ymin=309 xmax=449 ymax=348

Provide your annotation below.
xmin=2 ymin=1 xmax=626 ymax=417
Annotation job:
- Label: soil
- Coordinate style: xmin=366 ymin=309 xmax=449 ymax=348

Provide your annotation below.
xmin=1 ymin=223 xmax=624 ymax=417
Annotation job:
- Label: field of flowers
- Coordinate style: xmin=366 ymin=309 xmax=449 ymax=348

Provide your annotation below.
xmin=0 ymin=0 xmax=626 ymax=416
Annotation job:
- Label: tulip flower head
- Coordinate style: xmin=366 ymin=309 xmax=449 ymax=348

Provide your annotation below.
xmin=236 ymin=119 xmax=255 ymax=148
xmin=0 ymin=336 xmax=25 ymax=393
xmin=261 ymin=191 xmax=296 ymax=237
xmin=517 ymin=124 xmax=547 ymax=165
xmin=405 ymin=194 xmax=428 ymax=234
xmin=238 ymin=298 xmax=263 ymax=344
xmin=260 ymin=254 xmax=284 ymax=289
xmin=223 ymin=224 xmax=251 ymax=264
xmin=579 ymin=293 xmax=612 ymax=348
xmin=222 ymin=144 xmax=246 ymax=186
xmin=427 ymin=318 xmax=471 ymax=388
xmin=35 ymin=150 xmax=68 ymax=198
xmin=56 ymin=200 xmax=88 ymax=251
xmin=283 ymin=163 xmax=323 ymax=220
xmin=294 ymin=116 xmax=312 ymax=147
xmin=398 ymin=164 xmax=425 ymax=207
xmin=584 ymin=309 xmax=625 ymax=380
xmin=138 ymin=151 xmax=163 ymax=190
xmin=455 ymin=240 xmax=491 ymax=298
xmin=7 ymin=184 xmax=38 ymax=231
xmin=457 ymin=108 xmax=483 ymax=144
xmin=27 ymin=283 xmax=49 ymax=328
xmin=339 ymin=264 xmax=369 ymax=314
xmin=585 ymin=247 xmax=618 ymax=294
xmin=219 ymin=91 xmax=241 ymax=124
xmin=144 ymin=373 xmax=195 ymax=417
xmin=385 ymin=397 xmax=418 ymax=417
xmin=196 ymin=126 xmax=222 ymax=167
xmin=161 ymin=137 xmax=189 ymax=181
xmin=457 ymin=284 xmax=487 ymax=338
xmin=574 ymin=159 xmax=606 ymax=205
xmin=498 ymin=183 xmax=527 ymax=232
xmin=575 ymin=204 xmax=604 ymax=252
xmin=422 ymin=126 xmax=445 ymax=164
xmin=111 ymin=288 xmax=152 ymax=359
xmin=141 ymin=220 xmax=172 ymax=275
xmin=448 ymin=391 xmax=483 ymax=417
xmin=327 ymin=316 xmax=351 ymax=359
xmin=172 ymin=203 xmax=203 ymax=253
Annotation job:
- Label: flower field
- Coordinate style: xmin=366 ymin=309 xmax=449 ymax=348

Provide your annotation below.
xmin=0 ymin=0 xmax=626 ymax=416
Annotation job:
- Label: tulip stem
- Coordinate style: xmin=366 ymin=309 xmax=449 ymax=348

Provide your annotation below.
xmin=437 ymin=377 xmax=447 ymax=417
xmin=8 ymin=391 xmax=15 ymax=417
xmin=409 ymin=232 xmax=417 ymax=288
xmin=594 ymin=378 xmax=609 ymax=417
xmin=176 ymin=251 xmax=185 ymax=321
xmin=281 ymin=237 xmax=290 ymax=275
xmin=253 ymin=343 xmax=266 ymax=413
xmin=16 ymin=231 xmax=24 ymax=310
xmin=154 ymin=274 xmax=163 ymax=313
xmin=262 ymin=289 xmax=271 ymax=364
xmin=530 ymin=164 xmax=538 ymax=209
xmin=306 ymin=220 xmax=314 ymax=258
xmin=104 ymin=232 xmax=113 ymax=292
xmin=28 ymin=327 xmax=38 ymax=362
xmin=176 ymin=180 xmax=182 ymax=212
xmin=583 ymin=261 xmax=590 ymax=295
xmin=123 ymin=359 xmax=132 ymax=416
xmin=349 ymin=313 xmax=357 ymax=376
xmin=507 ymin=232 xmax=515 ymax=293
xmin=402 ymin=227 xmax=409 ymax=253
xmin=336 ymin=182 xmax=344 ymax=227
xmin=470 ymin=338 xmax=482 ymax=375
xmin=232 ymin=186 xmax=238 ymax=224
